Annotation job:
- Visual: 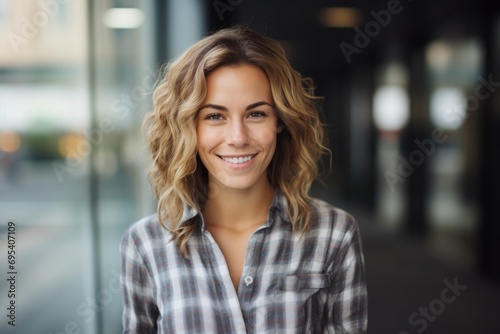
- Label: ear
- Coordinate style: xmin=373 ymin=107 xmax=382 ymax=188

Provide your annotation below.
xmin=277 ymin=122 xmax=284 ymax=133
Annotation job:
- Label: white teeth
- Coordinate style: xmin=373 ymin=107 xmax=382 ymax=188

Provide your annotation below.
xmin=222 ymin=155 xmax=253 ymax=164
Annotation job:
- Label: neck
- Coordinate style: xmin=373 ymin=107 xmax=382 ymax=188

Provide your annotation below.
xmin=202 ymin=181 xmax=275 ymax=232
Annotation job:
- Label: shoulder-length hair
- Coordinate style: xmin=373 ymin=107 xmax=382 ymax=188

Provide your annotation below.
xmin=145 ymin=26 xmax=329 ymax=257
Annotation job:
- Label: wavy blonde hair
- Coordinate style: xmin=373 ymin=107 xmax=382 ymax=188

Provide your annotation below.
xmin=145 ymin=26 xmax=329 ymax=257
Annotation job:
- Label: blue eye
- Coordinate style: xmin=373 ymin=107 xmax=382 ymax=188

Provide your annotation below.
xmin=205 ymin=113 xmax=223 ymax=121
xmin=248 ymin=111 xmax=266 ymax=118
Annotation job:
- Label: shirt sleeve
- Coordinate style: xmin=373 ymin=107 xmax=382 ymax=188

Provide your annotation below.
xmin=326 ymin=216 xmax=368 ymax=333
xmin=120 ymin=228 xmax=159 ymax=333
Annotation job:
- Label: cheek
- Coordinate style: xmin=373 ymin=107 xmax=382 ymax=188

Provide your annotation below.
xmin=256 ymin=126 xmax=278 ymax=151
xmin=196 ymin=126 xmax=218 ymax=152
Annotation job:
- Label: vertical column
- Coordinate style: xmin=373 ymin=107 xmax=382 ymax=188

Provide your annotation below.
xmin=404 ymin=43 xmax=429 ymax=236
xmin=86 ymin=0 xmax=101 ymax=333
xmin=479 ymin=10 xmax=500 ymax=280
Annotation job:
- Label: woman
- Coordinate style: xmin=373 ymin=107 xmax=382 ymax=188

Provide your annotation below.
xmin=121 ymin=26 xmax=367 ymax=333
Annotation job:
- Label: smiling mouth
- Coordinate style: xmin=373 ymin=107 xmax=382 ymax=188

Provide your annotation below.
xmin=218 ymin=154 xmax=256 ymax=164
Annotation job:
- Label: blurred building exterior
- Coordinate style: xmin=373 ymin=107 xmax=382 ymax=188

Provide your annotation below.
xmin=0 ymin=0 xmax=499 ymax=333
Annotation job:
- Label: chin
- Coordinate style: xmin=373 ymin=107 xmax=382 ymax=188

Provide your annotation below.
xmin=213 ymin=175 xmax=261 ymax=192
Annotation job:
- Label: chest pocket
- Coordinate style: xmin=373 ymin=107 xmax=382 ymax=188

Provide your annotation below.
xmin=272 ymin=273 xmax=331 ymax=333
xmin=280 ymin=273 xmax=331 ymax=291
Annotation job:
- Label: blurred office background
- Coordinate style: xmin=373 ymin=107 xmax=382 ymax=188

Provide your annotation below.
xmin=0 ymin=0 xmax=499 ymax=333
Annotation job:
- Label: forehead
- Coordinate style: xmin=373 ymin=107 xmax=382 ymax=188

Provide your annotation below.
xmin=204 ymin=64 xmax=273 ymax=104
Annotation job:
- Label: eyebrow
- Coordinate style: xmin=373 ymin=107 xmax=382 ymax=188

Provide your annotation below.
xmin=198 ymin=101 xmax=274 ymax=112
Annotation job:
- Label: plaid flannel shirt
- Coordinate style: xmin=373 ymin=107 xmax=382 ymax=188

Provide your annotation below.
xmin=120 ymin=190 xmax=367 ymax=333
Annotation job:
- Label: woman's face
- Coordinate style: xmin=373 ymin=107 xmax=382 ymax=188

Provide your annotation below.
xmin=196 ymin=64 xmax=279 ymax=193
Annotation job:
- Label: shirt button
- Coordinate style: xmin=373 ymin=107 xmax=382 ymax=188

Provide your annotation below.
xmin=244 ymin=276 xmax=253 ymax=286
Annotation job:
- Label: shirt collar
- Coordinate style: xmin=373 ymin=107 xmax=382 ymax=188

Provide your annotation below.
xmin=180 ymin=205 xmax=199 ymax=223
xmin=266 ymin=188 xmax=291 ymax=226
xmin=179 ymin=188 xmax=291 ymax=231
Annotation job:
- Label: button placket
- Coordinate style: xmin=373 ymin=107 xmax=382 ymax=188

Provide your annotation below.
xmin=239 ymin=232 xmax=260 ymax=293
xmin=240 ymin=225 xmax=267 ymax=295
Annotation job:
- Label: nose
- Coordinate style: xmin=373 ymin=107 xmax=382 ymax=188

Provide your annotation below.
xmin=226 ymin=119 xmax=249 ymax=147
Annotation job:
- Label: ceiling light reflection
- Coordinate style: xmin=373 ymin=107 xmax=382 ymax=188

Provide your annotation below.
xmin=319 ymin=7 xmax=362 ymax=28
xmin=373 ymin=85 xmax=410 ymax=132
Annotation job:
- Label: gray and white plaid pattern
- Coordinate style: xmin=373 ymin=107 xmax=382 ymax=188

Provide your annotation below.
xmin=120 ymin=191 xmax=367 ymax=333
